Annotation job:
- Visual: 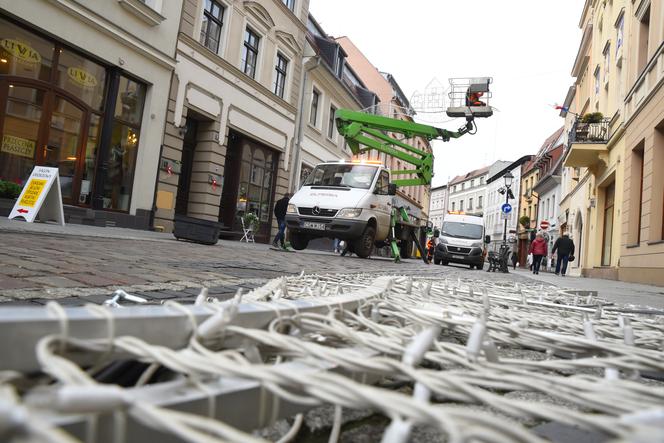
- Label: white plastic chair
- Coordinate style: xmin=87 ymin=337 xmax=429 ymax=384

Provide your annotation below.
xmin=240 ymin=216 xmax=255 ymax=243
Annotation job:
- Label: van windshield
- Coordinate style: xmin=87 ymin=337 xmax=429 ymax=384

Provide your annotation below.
xmin=303 ymin=164 xmax=377 ymax=190
xmin=441 ymin=221 xmax=483 ymax=240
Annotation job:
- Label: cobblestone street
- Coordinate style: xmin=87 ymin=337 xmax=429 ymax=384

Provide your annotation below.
xmin=1 ymin=219 xmax=663 ymax=308
xmin=0 ymin=221 xmax=531 ymax=306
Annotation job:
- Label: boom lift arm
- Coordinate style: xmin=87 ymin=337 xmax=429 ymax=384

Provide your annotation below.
xmin=335 ymin=109 xmax=475 ymax=186
xmin=334 ymin=109 xmax=475 ymax=263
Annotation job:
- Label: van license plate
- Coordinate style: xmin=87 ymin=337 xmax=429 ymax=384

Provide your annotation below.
xmin=452 ymin=255 xmax=464 ymax=260
xmin=303 ymin=221 xmax=325 ymax=230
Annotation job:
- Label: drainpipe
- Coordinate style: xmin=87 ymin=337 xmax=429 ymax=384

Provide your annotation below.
xmin=289 ymin=54 xmax=320 ymax=193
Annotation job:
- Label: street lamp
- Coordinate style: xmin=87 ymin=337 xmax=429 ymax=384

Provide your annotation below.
xmin=502 ymin=171 xmax=514 ymax=244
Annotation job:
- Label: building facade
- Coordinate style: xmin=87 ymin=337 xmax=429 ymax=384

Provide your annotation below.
xmin=447 ymin=166 xmax=490 ymax=217
xmin=533 ymin=142 xmax=565 ymax=262
xmin=517 ymin=128 xmax=563 ymax=267
xmin=484 ymin=161 xmax=521 ymax=250
xmin=619 ymin=0 xmax=664 ymax=285
xmin=0 ymin=0 xmax=182 ymax=227
xmin=428 ymin=184 xmax=448 ymax=229
xmin=562 ymin=0 xmax=632 ymax=280
xmin=292 ymin=15 xmax=378 ymax=190
xmin=154 ymin=0 xmax=309 ymax=243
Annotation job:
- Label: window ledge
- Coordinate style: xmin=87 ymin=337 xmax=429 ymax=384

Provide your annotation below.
xmin=117 ymin=0 xmax=165 ymax=26
xmin=626 ymin=243 xmax=640 ymax=249
xmin=308 ymin=123 xmax=322 ymax=134
xmin=646 ymin=240 xmax=664 ymax=246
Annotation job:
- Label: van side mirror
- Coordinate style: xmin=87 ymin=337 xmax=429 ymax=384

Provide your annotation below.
xmin=387 ymin=183 xmax=397 ymax=195
xmin=484 ymin=235 xmax=491 ymax=244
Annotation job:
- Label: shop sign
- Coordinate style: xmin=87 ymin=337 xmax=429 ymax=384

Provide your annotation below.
xmin=1 ymin=134 xmax=35 ymax=158
xmin=67 ymin=67 xmax=98 ymax=88
xmin=9 ymin=166 xmax=64 ymax=225
xmin=0 ymin=38 xmax=41 ymax=65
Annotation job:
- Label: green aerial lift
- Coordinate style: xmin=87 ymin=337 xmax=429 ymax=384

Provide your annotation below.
xmin=334 ymin=77 xmax=493 ymax=263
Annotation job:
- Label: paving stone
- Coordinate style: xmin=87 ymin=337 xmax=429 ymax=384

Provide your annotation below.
xmin=0 ymin=299 xmax=39 ymax=306
xmin=25 ymin=276 xmax=82 ymax=288
xmin=64 ymin=273 xmax=126 ymax=287
xmin=0 ymin=265 xmax=41 ymax=278
xmin=31 ymin=297 xmax=83 ymax=306
xmin=0 ymin=277 xmax=38 ymax=291
xmin=92 ymin=272 xmax=148 ymax=286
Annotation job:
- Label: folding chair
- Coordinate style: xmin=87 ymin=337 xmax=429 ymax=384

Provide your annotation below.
xmin=240 ymin=216 xmax=255 ymax=243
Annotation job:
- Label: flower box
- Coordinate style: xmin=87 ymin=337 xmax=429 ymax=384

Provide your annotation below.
xmin=173 ymin=214 xmax=223 ymax=245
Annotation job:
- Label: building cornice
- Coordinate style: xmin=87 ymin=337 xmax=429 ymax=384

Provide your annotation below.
xmin=571 ymin=22 xmax=593 ymax=77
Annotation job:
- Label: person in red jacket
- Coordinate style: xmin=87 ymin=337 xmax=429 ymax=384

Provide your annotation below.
xmin=529 ymin=232 xmax=548 ymax=275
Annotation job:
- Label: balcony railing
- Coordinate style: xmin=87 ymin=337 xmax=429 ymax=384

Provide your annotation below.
xmin=569 ymin=118 xmax=610 ymax=144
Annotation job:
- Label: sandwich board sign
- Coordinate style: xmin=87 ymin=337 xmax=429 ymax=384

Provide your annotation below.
xmin=8 ymin=166 xmax=65 ymax=225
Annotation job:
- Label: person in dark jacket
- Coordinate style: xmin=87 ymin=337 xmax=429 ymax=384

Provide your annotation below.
xmin=272 ymin=193 xmax=290 ymax=248
xmin=552 ymin=233 xmax=575 ymax=276
xmin=528 ymin=233 xmax=548 ymax=275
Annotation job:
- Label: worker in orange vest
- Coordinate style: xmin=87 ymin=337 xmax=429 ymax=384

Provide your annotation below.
xmin=426 ymin=228 xmax=439 ymax=264
xmin=465 ymin=90 xmax=486 ymax=107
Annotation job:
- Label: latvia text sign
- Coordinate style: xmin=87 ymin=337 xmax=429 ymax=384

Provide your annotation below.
xmin=8 ymin=166 xmax=64 ymax=225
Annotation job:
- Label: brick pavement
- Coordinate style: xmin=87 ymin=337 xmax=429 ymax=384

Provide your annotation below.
xmin=1 ymin=217 xmax=663 ymax=308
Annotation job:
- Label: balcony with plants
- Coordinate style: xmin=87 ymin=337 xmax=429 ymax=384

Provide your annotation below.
xmin=564 ymin=112 xmax=610 ymax=168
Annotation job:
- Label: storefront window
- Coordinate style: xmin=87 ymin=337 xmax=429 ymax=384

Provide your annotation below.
xmin=79 ymin=114 xmax=100 ymax=205
xmin=45 ymin=96 xmax=83 ymax=200
xmin=102 ymin=122 xmax=139 ymax=211
xmin=56 ymin=48 xmax=106 ymax=112
xmin=0 ymin=85 xmax=44 ymax=184
xmin=114 ymin=76 xmax=145 ymax=125
xmin=96 ymin=74 xmax=145 ymax=211
xmin=235 ymin=142 xmax=277 ymax=235
xmin=0 ymin=17 xmax=146 ymax=212
xmin=0 ymin=18 xmax=53 ymax=82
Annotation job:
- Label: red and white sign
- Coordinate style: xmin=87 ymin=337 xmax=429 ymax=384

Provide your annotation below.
xmin=540 ymin=220 xmax=550 ymax=230
xmin=8 ymin=166 xmax=64 ymax=225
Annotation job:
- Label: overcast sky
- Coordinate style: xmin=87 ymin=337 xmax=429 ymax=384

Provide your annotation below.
xmin=309 ymin=0 xmax=583 ymax=186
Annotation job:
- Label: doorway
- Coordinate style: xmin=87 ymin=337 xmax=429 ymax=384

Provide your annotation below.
xmin=174 ymin=117 xmax=198 ymax=215
xmin=601 ymin=182 xmax=615 ymax=266
xmin=0 ymin=82 xmax=89 ymax=205
xmin=219 ymin=130 xmax=278 ymax=243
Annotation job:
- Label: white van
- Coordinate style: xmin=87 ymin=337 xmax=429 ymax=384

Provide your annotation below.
xmin=285 ymin=161 xmax=397 ymax=258
xmin=433 ymin=213 xmax=489 ymax=269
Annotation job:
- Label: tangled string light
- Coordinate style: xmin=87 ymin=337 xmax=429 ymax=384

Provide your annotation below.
xmin=1 ymin=272 xmax=663 ymax=443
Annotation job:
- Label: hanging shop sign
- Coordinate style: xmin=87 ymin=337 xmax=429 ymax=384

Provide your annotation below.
xmin=1 ymin=134 xmax=36 ymax=158
xmin=9 ymin=166 xmax=64 ymax=225
xmin=67 ymin=67 xmax=98 ymax=88
xmin=0 ymin=38 xmax=41 ymax=65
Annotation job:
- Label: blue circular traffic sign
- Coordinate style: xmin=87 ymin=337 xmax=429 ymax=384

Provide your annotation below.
xmin=501 ymin=203 xmax=512 ymax=214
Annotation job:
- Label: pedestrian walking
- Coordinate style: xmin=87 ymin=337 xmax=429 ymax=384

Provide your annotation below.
xmin=528 ymin=233 xmax=547 ymax=275
xmin=271 ymin=193 xmax=290 ymax=249
xmin=552 ymin=233 xmax=575 ymax=276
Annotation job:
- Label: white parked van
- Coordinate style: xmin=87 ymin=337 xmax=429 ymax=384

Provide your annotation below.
xmin=285 ymin=161 xmax=398 ymax=258
xmin=433 ymin=213 xmax=489 ymax=269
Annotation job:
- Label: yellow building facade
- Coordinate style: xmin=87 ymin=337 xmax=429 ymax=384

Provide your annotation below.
xmin=619 ymin=0 xmax=664 ymax=285
xmin=562 ymin=0 xmax=632 ymax=280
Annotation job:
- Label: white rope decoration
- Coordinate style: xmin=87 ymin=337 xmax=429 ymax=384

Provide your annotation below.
xmin=2 ymin=272 xmax=663 ymax=443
